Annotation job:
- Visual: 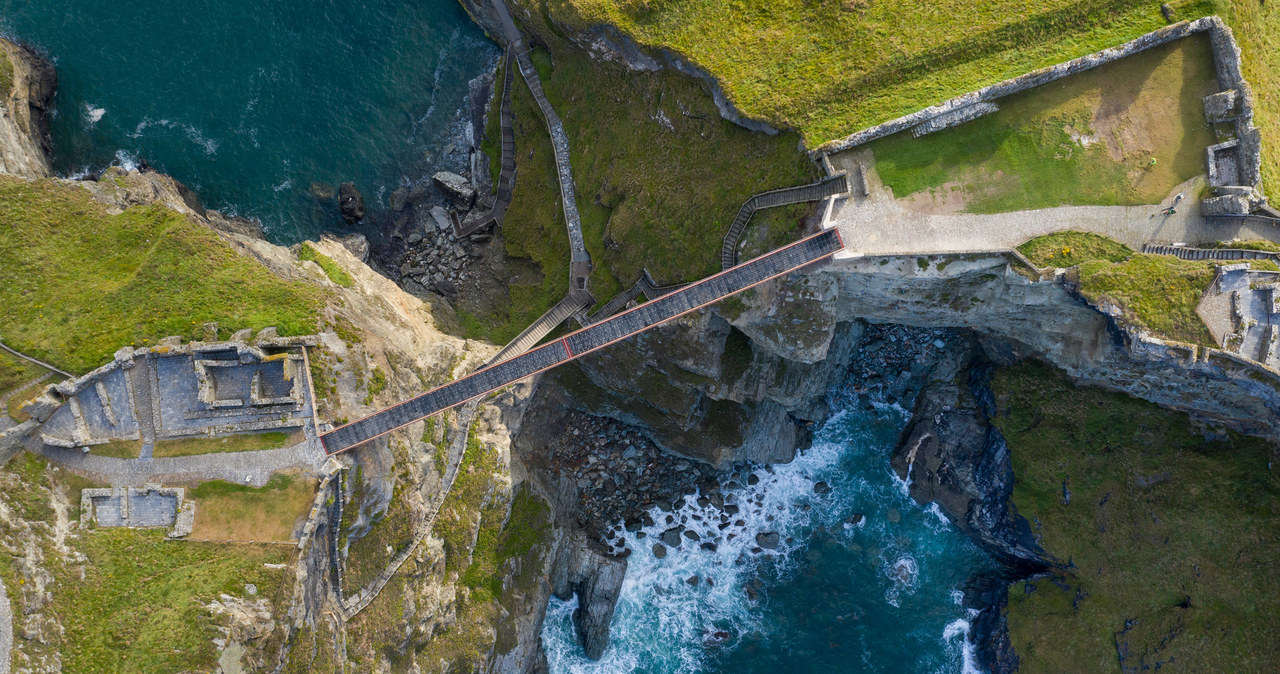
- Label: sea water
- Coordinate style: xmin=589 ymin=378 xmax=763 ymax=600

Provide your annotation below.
xmin=0 ymin=0 xmax=497 ymax=243
xmin=543 ymin=401 xmax=997 ymax=673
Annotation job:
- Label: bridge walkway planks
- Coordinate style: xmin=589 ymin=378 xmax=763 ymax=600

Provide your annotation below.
xmin=721 ymin=174 xmax=850 ymax=270
xmin=320 ymin=229 xmax=844 ymax=455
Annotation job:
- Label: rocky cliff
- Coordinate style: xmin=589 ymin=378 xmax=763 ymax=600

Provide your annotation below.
xmin=0 ymin=38 xmax=54 ymax=179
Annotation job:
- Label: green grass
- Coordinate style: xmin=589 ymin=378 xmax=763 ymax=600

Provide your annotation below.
xmin=0 ymin=176 xmax=323 ymax=374
xmin=991 ymin=361 xmax=1280 ymax=671
xmin=152 ymin=431 xmax=293 ymax=458
xmin=186 ymin=472 xmax=316 ymax=541
xmin=539 ymin=0 xmax=1217 ymax=147
xmin=298 ymin=242 xmax=354 ymax=288
xmin=464 ymin=15 xmax=815 ymax=343
xmin=1076 ymin=253 xmax=1215 ymax=344
xmin=51 ymin=530 xmax=290 ymax=672
xmin=0 ymin=349 xmax=43 ymax=396
xmin=90 ymin=438 xmax=142 ymax=459
xmin=1018 ymin=232 xmax=1134 ymax=268
xmin=867 ymin=35 xmax=1217 ymax=213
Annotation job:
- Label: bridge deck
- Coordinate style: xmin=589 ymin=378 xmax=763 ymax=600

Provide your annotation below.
xmin=320 ymin=229 xmax=844 ymax=454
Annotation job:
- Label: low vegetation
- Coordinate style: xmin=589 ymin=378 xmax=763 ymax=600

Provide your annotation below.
xmin=0 ymin=349 xmax=42 ymax=395
xmin=152 ymin=430 xmax=293 ymax=458
xmin=868 ymin=36 xmax=1217 ymax=213
xmin=537 ymin=0 xmax=1215 ymax=145
xmin=186 ymin=473 xmax=317 ymax=541
xmin=991 ymin=361 xmax=1280 ymax=671
xmin=462 ymin=484 xmax=551 ymax=599
xmin=298 ymin=241 xmax=355 ymax=288
xmin=51 ymin=530 xmax=291 ymax=672
xmin=1075 ymin=253 xmax=1216 ymax=345
xmin=0 ymin=176 xmax=323 ymax=373
xmin=464 ymin=12 xmax=814 ymax=343
xmin=90 ymin=438 xmax=142 ymax=459
xmin=343 ymin=479 xmax=415 ymax=592
xmin=433 ymin=428 xmax=503 ymax=573
xmin=1018 ymin=231 xmax=1134 ymax=268
xmin=0 ymin=50 xmax=13 ymax=97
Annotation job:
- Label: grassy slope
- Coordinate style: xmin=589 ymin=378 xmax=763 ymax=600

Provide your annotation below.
xmin=465 ymin=13 xmax=814 ymax=343
xmin=0 ymin=176 xmax=322 ymax=374
xmin=868 ymin=36 xmax=1218 ymax=212
xmin=0 ymin=454 xmax=290 ymax=672
xmin=1018 ymin=231 xmax=1134 ymax=267
xmin=1076 ymin=254 xmax=1216 ymax=345
xmin=542 ymin=0 xmax=1217 ymax=144
xmin=991 ymin=362 xmax=1280 ymax=671
xmin=0 ymin=349 xmax=42 ymax=396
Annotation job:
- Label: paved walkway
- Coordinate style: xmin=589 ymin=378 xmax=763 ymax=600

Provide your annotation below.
xmin=29 ymin=438 xmax=326 ymax=487
xmin=826 ymin=152 xmax=1280 ymax=256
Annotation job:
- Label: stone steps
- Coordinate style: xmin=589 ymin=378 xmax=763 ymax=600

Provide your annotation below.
xmin=721 ymin=174 xmax=850 ymax=270
xmin=1142 ymin=244 xmax=1280 ymax=263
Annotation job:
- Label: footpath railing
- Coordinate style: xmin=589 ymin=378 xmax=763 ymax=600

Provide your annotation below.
xmin=721 ymin=174 xmax=850 ymax=270
xmin=456 ymin=48 xmax=518 ymax=238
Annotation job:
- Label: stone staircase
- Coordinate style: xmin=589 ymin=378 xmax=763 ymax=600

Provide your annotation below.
xmin=455 ymin=48 xmax=518 ymax=238
xmin=721 ymin=173 xmax=850 ymax=270
xmin=490 ymin=290 xmax=595 ymax=363
xmin=1142 ymin=243 xmax=1279 ymax=263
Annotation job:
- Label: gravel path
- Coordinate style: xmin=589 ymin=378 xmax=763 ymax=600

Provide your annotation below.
xmin=827 ymin=153 xmax=1280 ymax=256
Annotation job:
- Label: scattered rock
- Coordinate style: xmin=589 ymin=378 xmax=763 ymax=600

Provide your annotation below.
xmin=813 ymin=481 xmax=832 ymax=494
xmin=660 ymin=527 xmax=684 ymax=547
xmin=652 ymin=543 xmax=667 ymax=559
xmin=432 ymin=171 xmax=476 ymax=208
xmin=390 ymin=187 xmax=409 ymax=212
xmin=686 ymin=575 xmax=700 ymax=587
xmin=338 ymin=182 xmax=364 ymax=224
xmin=755 ymin=532 xmax=780 ymax=550
xmin=747 ymin=474 xmax=760 ymax=486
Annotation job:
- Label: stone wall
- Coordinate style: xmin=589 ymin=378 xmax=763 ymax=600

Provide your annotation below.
xmin=815 ymin=17 xmax=1264 ymax=198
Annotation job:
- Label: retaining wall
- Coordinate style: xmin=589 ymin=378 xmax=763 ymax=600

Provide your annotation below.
xmin=815 ymin=16 xmax=1263 ymax=194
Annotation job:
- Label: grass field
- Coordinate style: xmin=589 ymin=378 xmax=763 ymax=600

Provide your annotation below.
xmin=186 ymin=473 xmax=317 ymax=541
xmin=152 ymin=430 xmax=295 ymax=458
xmin=51 ymin=530 xmax=291 ymax=671
xmin=991 ymin=361 xmax=1280 ymax=671
xmin=463 ymin=12 xmax=815 ymax=343
xmin=0 ymin=176 xmax=323 ymax=374
xmin=538 ymin=0 xmax=1216 ymax=143
xmin=868 ymin=36 xmax=1218 ymax=213
xmin=90 ymin=438 xmax=142 ymax=459
xmin=1219 ymin=0 xmax=1279 ymax=196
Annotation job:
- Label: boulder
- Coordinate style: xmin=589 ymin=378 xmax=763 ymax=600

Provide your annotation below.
xmin=338 ymin=233 xmax=370 ymax=262
xmin=652 ymin=543 xmax=667 ymax=559
xmin=407 ymin=184 xmax=431 ymax=205
xmin=337 ymin=182 xmax=364 ymax=224
xmin=430 ymin=206 xmax=453 ymax=232
xmin=432 ymin=171 xmax=476 ymax=208
xmin=389 ymin=187 xmax=409 ymax=212
xmin=660 ymin=527 xmax=683 ymax=547
xmin=755 ymin=532 xmax=780 ymax=550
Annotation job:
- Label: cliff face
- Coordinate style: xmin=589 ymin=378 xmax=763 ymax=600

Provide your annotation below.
xmin=0 ymin=38 xmax=54 ymax=179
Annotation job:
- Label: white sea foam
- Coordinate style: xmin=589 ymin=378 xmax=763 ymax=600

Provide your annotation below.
xmin=129 ymin=117 xmax=220 ymax=154
xmin=943 ymin=609 xmax=983 ymax=674
xmin=113 ymin=150 xmax=139 ymax=172
xmin=83 ymin=103 xmax=105 ymax=126
xmin=272 ymin=179 xmax=293 ymax=193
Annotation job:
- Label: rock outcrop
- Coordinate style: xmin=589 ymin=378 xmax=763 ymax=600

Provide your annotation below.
xmin=338 ymin=181 xmax=364 ymax=224
xmin=548 ymin=530 xmax=627 ymax=659
xmin=0 ymin=38 xmax=55 ymax=178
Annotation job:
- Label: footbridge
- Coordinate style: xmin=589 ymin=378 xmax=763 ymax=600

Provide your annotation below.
xmin=319 ymin=228 xmax=844 ymax=455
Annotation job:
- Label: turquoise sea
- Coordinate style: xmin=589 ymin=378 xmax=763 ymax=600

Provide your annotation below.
xmin=0 ymin=0 xmax=497 ymax=243
xmin=543 ymin=397 xmax=997 ymax=673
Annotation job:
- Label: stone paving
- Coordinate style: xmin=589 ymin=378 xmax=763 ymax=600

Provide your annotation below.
xmin=825 ymin=151 xmax=1280 ymax=257
xmin=1196 ymin=265 xmax=1280 ymax=366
